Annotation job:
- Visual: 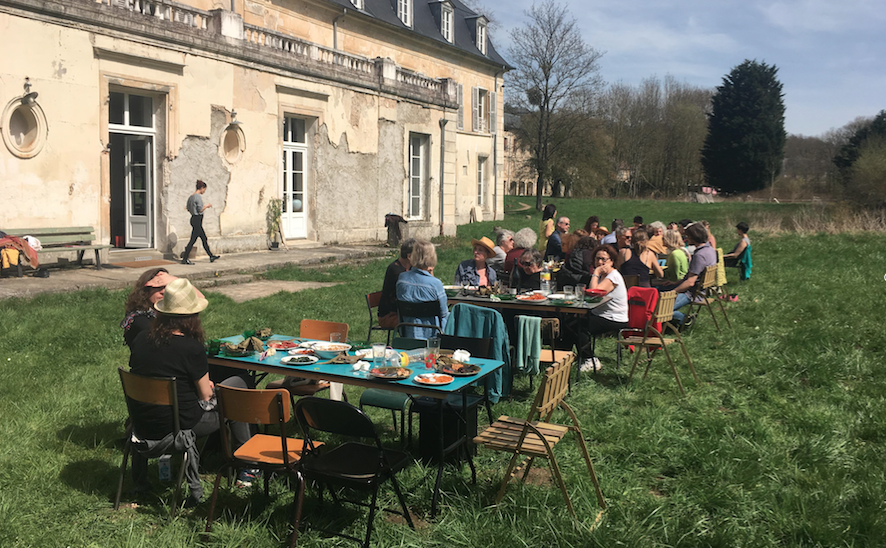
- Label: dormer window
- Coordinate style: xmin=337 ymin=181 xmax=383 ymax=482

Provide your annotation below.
xmin=441 ymin=4 xmax=453 ymax=42
xmin=397 ymin=0 xmax=412 ymax=27
xmin=476 ymin=19 xmax=487 ymax=54
xmin=351 ymin=0 xmax=364 ymax=9
xmin=467 ymin=14 xmax=489 ymax=55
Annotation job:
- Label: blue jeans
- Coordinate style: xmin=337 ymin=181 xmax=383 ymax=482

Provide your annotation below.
xmin=671 ymin=292 xmax=692 ymax=324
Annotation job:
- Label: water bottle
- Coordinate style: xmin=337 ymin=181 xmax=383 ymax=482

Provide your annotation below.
xmin=158 ymin=454 xmax=171 ymax=481
xmin=540 ymin=263 xmax=551 ymax=295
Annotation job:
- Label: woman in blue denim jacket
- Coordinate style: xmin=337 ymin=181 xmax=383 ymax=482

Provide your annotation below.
xmin=396 ymin=240 xmax=448 ymax=339
xmin=453 ymin=236 xmax=498 ymax=287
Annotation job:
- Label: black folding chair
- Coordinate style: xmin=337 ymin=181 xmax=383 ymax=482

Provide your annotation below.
xmin=294 ymin=397 xmax=415 ymax=548
xmin=396 ymin=300 xmax=444 ymax=339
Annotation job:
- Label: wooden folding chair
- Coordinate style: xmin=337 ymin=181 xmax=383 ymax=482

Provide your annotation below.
xmin=619 ymin=290 xmax=700 ymax=396
xmin=473 ymin=353 xmax=606 ymax=524
xmin=365 ymin=291 xmax=393 ymax=345
xmin=683 ymin=264 xmax=731 ymax=333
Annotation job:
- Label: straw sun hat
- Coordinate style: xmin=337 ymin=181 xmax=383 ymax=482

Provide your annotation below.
xmin=154 ymin=278 xmax=208 ymax=315
xmin=471 ymin=236 xmax=496 ymax=257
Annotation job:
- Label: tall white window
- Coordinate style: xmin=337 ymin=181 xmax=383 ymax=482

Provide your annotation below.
xmin=408 ymin=133 xmax=428 ymax=219
xmin=471 ymin=87 xmax=496 ymax=134
xmin=441 ymin=4 xmax=453 ymax=42
xmin=398 ymin=0 xmax=411 ymax=26
xmin=477 ymin=157 xmax=486 ymax=206
xmin=476 ymin=21 xmax=487 ymax=54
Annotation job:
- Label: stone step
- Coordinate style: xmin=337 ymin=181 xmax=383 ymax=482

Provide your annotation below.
xmin=193 ymin=273 xmax=256 ymax=289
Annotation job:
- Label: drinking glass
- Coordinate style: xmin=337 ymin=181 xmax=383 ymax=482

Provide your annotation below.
xmin=563 ymin=285 xmax=574 ymax=299
xmin=372 ymin=343 xmax=386 ymax=368
xmin=329 ymin=332 xmax=342 ymax=343
xmin=576 ymin=284 xmax=587 ymax=305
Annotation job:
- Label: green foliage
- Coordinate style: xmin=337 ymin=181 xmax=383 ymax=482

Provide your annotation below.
xmin=833 ymin=110 xmax=886 ymax=204
xmin=4 ymin=198 xmax=886 ymax=546
xmin=702 ymin=60 xmax=787 ymax=193
xmin=266 ymin=198 xmax=283 ymax=243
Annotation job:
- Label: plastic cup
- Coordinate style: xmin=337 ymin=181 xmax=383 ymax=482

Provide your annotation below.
xmin=426 ymin=338 xmax=441 ymax=370
xmin=576 ymin=284 xmax=587 ymax=304
xmin=372 ymin=343 xmax=386 ymax=367
xmin=329 ymin=332 xmax=342 ymax=343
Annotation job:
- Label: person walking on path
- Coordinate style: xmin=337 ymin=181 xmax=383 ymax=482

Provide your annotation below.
xmin=182 ymin=180 xmax=219 ymax=265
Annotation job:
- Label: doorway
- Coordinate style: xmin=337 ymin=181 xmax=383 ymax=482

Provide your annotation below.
xmin=109 ymin=91 xmax=157 ymax=249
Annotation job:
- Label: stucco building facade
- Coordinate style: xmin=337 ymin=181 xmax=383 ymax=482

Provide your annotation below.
xmin=0 ymin=0 xmax=510 ymax=260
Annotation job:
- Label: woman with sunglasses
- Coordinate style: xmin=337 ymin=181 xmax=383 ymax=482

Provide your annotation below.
xmin=122 ymin=268 xmax=175 ymax=348
xmin=579 ymin=245 xmax=629 ymax=372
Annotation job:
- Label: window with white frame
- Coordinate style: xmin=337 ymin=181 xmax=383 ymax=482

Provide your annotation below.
xmin=477 ymin=157 xmax=486 ymax=206
xmin=441 ymin=3 xmax=453 ymax=42
xmin=476 ymin=20 xmax=487 ymax=54
xmin=408 ymin=133 xmax=428 ymax=219
xmin=397 ymin=0 xmax=411 ymax=27
xmin=471 ymin=87 xmax=497 ymax=134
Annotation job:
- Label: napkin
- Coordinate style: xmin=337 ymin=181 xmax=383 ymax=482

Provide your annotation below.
xmin=452 ymin=349 xmax=471 ymax=362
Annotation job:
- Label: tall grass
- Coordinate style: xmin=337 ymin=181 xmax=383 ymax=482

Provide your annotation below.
xmin=1 ymin=198 xmax=885 ymax=546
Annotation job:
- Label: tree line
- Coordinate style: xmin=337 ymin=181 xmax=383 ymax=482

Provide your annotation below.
xmin=506 ymin=0 xmax=885 ymax=207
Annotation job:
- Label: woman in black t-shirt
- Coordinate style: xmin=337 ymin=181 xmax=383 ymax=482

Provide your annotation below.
xmin=121 ymin=268 xmax=173 ymax=348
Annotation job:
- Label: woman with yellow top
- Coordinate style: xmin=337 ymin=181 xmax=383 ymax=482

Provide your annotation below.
xmin=537 ymin=204 xmax=557 ymax=251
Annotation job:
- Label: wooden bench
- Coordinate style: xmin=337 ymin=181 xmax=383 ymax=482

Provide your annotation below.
xmin=4 ymin=227 xmax=112 ymax=270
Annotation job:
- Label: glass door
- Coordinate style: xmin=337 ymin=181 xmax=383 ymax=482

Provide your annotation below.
xmin=125 ymin=136 xmax=153 ymax=248
xmin=281 ymin=117 xmax=307 ymax=239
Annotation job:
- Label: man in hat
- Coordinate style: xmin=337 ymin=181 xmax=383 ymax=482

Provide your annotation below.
xmin=454 ymin=236 xmax=497 ymax=287
xmin=544 ymin=216 xmax=570 ymax=261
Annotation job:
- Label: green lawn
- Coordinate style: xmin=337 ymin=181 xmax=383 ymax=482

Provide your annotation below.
xmin=1 ymin=198 xmax=884 ymax=547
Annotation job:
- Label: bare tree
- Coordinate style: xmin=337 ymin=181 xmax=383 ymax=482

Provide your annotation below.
xmin=507 ymin=0 xmax=604 ymax=210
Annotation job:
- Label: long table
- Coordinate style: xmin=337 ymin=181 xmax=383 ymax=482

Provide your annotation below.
xmin=209 ymin=335 xmax=505 ymax=518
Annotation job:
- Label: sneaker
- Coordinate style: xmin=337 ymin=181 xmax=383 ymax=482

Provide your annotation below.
xmin=182 ymin=258 xmax=194 ymax=265
xmin=236 ymin=469 xmax=260 ymax=488
xmin=680 ymin=314 xmax=696 ymax=333
xmin=579 ymin=357 xmax=602 ymax=373
xmin=728 ymin=294 xmax=739 ymax=303
xmin=209 ymin=255 xmax=220 ymax=263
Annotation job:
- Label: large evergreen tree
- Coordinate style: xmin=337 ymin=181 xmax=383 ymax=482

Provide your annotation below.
xmin=701 ymin=60 xmax=786 ymax=193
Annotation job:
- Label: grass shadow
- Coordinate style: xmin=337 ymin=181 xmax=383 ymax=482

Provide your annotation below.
xmin=57 ymin=421 xmax=125 ymax=450
xmin=59 ymin=458 xmax=120 ymax=497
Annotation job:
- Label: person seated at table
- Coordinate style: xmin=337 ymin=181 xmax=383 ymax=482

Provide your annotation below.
xmin=501 ymin=227 xmax=537 ymax=280
xmin=559 ymin=236 xmax=595 ymax=287
xmin=544 ymin=216 xmax=570 ymax=261
xmin=537 ymin=203 xmax=557 ymax=251
xmin=582 ymin=215 xmax=600 ymax=234
xmin=663 ymin=228 xmax=690 ymax=282
xmin=487 ymin=230 xmax=514 ymax=278
xmin=397 ymin=240 xmax=448 ymax=339
xmin=658 ymin=223 xmax=718 ymax=327
xmin=594 ymin=225 xmax=610 ymax=242
xmin=616 ymin=229 xmax=664 ymax=287
xmin=600 ymin=219 xmax=622 ymax=246
xmin=122 ymin=268 xmax=174 ymax=349
xmin=632 ymin=215 xmax=644 ymax=229
xmin=578 ymin=244 xmax=629 ymax=372
xmin=646 ymin=221 xmax=667 ymax=254
xmin=614 ymin=226 xmax=631 ymax=251
xmin=128 ymin=278 xmax=257 ymax=495
xmin=454 ymin=236 xmax=497 ymax=288
xmin=510 ymin=248 xmax=543 ymax=292
xmin=561 ymin=229 xmax=589 ymax=259
xmin=723 ymin=222 xmax=750 ymax=265
xmin=378 ymin=238 xmax=415 ymax=329
xmin=700 ymin=220 xmax=717 ymax=247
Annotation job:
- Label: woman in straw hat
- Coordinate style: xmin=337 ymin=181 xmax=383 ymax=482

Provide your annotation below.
xmin=453 ymin=236 xmax=498 ymax=287
xmin=128 ymin=278 xmax=257 ymax=496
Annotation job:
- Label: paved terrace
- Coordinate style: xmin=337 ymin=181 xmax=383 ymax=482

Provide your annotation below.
xmin=0 ymin=242 xmax=391 ymax=301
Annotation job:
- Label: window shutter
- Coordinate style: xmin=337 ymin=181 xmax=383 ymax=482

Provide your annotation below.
xmin=457 ymin=84 xmax=464 ymax=130
xmin=472 ymin=86 xmax=479 ymax=132
xmin=489 ymin=91 xmax=497 ymax=134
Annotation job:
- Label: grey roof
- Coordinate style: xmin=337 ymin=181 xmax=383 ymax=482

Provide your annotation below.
xmin=324 ymin=0 xmax=512 ymax=70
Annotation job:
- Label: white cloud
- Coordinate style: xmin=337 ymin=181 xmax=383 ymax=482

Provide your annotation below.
xmin=759 ymin=0 xmax=886 ymax=33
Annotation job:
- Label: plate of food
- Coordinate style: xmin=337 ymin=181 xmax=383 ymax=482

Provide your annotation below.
xmin=288 ymin=348 xmax=314 ymax=355
xmin=414 ymin=373 xmax=454 ymax=386
xmin=435 ymin=359 xmax=480 ymax=377
xmin=220 ymin=343 xmax=253 ymax=357
xmin=280 ymin=355 xmax=319 ymax=366
xmin=548 ymin=298 xmax=577 ymax=306
xmin=267 ymin=340 xmax=298 ymax=350
xmin=546 ymin=293 xmax=566 ymax=300
xmin=369 ymin=367 xmax=411 ymax=380
xmin=516 ymin=292 xmax=547 ymax=302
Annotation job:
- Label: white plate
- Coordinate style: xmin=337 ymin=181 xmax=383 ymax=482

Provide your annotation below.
xmin=547 ymin=293 xmax=566 ymax=300
xmin=299 ymin=341 xmax=319 ymax=348
xmin=281 ymin=355 xmax=319 ymax=366
xmin=355 ymin=348 xmax=399 ymax=359
xmin=414 ymin=373 xmax=454 ymax=386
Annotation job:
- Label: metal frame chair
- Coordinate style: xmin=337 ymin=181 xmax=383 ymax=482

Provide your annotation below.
xmin=114 ymin=367 xmax=193 ymax=517
xmin=473 ymin=353 xmax=606 ymax=524
xmin=395 ymin=299 xmax=444 ymax=339
xmin=365 ymin=291 xmax=393 ymax=345
xmin=619 ymin=290 xmax=700 ymax=396
xmin=294 ymin=397 xmax=415 ymax=548
xmin=205 ymin=386 xmax=313 ymax=547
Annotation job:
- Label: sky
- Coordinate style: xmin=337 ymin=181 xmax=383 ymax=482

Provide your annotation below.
xmin=490 ymin=0 xmax=886 ymax=137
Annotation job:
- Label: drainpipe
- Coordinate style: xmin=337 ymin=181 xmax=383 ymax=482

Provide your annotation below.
xmin=333 ymin=9 xmax=347 ymax=50
xmin=439 ymin=118 xmax=448 ymax=235
xmin=493 ymin=66 xmax=506 ymax=220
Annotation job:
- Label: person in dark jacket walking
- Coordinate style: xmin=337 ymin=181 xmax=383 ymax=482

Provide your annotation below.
xmin=182 ymin=180 xmax=219 ymax=265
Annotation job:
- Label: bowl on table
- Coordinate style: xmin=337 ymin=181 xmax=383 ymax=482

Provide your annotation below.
xmin=311 ymin=342 xmax=352 ymax=360
xmin=443 ymin=285 xmax=461 ymax=298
